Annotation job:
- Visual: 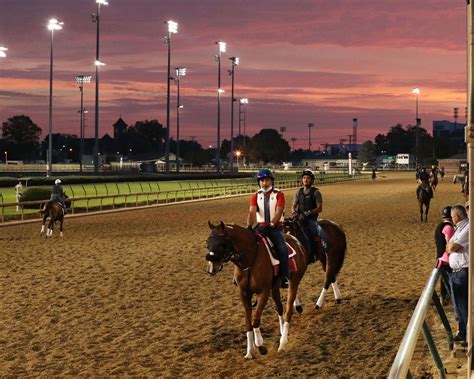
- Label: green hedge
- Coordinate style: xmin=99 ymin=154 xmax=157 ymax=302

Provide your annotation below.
xmin=0 ymin=172 xmax=254 ymax=187
xmin=20 ymin=187 xmax=51 ymax=202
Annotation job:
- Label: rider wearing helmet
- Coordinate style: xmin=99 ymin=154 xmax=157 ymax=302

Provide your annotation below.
xmin=51 ymin=179 xmax=66 ymax=211
xmin=247 ymin=168 xmax=289 ymax=288
xmin=416 ymin=167 xmax=433 ymax=200
xmin=292 ymin=169 xmax=328 ymax=263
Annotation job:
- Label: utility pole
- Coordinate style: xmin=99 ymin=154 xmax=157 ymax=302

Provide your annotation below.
xmin=290 ymin=137 xmax=297 ymax=151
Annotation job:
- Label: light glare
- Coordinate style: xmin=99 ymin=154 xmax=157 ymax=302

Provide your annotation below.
xmin=218 ymin=41 xmax=226 ymax=53
xmin=96 ymin=0 xmax=109 ymax=4
xmin=412 ymin=87 xmax=420 ymax=95
xmin=240 ymin=98 xmax=248 ymax=104
xmin=167 ymin=20 xmax=178 ymax=34
xmin=48 ymin=18 xmax=63 ymax=31
xmin=95 ymin=60 xmax=106 ymax=66
xmin=75 ymin=75 xmax=92 ymax=84
xmin=176 ymin=67 xmax=187 ymax=77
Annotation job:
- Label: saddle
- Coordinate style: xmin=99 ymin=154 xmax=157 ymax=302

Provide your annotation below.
xmin=256 ymin=232 xmax=297 ymax=276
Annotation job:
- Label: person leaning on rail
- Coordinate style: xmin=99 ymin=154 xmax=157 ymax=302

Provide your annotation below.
xmin=434 ymin=206 xmax=455 ymax=306
xmin=446 ymin=204 xmax=469 ymax=345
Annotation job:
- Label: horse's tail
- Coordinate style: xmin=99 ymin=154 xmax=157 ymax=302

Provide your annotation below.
xmin=320 ymin=220 xmax=346 ymax=277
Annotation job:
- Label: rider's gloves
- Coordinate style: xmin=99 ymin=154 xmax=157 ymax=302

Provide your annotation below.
xmin=246 ymin=225 xmax=253 ymax=231
xmin=261 ymin=223 xmax=274 ymax=236
xmin=303 ymin=210 xmax=312 ymax=218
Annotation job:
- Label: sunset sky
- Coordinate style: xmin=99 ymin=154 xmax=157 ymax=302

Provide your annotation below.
xmin=0 ymin=0 xmax=468 ymax=150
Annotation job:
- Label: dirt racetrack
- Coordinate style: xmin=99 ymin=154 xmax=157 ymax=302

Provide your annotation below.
xmin=0 ymin=172 xmax=465 ymax=377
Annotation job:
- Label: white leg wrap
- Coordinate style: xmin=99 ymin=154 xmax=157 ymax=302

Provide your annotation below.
xmin=316 ymin=288 xmax=328 ymax=309
xmin=278 ymin=321 xmax=290 ymax=352
xmin=332 ymin=282 xmax=342 ymax=300
xmin=245 ymin=331 xmax=255 ymax=359
xmin=40 ymin=225 xmax=45 ymax=234
xmin=253 ymin=327 xmax=263 ymax=347
xmin=60 ymin=231 xmax=64 ymax=237
xmin=278 ymin=315 xmax=284 ymax=336
xmin=293 ymin=295 xmax=302 ymax=309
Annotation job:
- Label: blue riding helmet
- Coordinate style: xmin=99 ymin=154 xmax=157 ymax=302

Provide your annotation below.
xmin=256 ymin=168 xmax=274 ymax=183
xmin=441 ymin=206 xmax=452 ymax=218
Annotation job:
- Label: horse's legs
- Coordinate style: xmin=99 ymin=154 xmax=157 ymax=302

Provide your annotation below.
xmin=252 ymin=289 xmax=270 ymax=356
xmin=271 ymin=284 xmax=285 ymax=336
xmin=293 ymin=294 xmax=303 ymax=314
xmin=316 ymin=262 xmax=337 ymax=309
xmin=419 ymin=204 xmax=424 ymax=223
xmin=279 ymin=276 xmax=301 ymax=352
xmin=239 ymin=289 xmax=256 ymax=359
xmin=40 ymin=214 xmax=47 ymax=235
xmin=47 ymin=218 xmax=54 ymax=237
xmin=59 ymin=218 xmax=64 ymax=237
xmin=425 ymin=202 xmax=430 ymax=223
xmin=332 ymin=282 xmax=342 ymax=303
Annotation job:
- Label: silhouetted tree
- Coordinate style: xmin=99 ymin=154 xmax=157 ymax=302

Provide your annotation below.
xmin=2 ymin=115 xmax=42 ymax=160
xmin=249 ymin=129 xmax=290 ymax=163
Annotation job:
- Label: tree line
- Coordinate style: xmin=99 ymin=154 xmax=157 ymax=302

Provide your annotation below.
xmin=0 ymin=115 xmax=291 ymax=165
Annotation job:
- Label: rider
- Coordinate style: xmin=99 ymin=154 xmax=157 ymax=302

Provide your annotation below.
xmin=246 ymin=168 xmax=289 ymax=288
xmin=50 ymin=179 xmax=67 ymax=212
xmin=416 ymin=167 xmax=433 ymax=199
xmin=292 ymin=169 xmax=328 ymax=263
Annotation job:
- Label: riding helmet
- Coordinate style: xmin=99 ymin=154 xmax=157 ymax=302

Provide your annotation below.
xmin=55 ymin=179 xmax=62 ymax=185
xmin=256 ymin=168 xmax=274 ymax=182
xmin=441 ymin=206 xmax=452 ymax=218
xmin=301 ymin=169 xmax=315 ymax=181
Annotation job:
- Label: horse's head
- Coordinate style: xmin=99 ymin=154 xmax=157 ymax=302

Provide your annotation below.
xmin=205 ymin=221 xmax=235 ymax=276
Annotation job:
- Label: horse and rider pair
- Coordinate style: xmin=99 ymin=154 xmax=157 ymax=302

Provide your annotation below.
xmin=206 ymin=169 xmax=346 ymax=357
xmin=246 ymin=168 xmax=328 ymax=288
xmin=40 ymin=179 xmax=68 ymax=237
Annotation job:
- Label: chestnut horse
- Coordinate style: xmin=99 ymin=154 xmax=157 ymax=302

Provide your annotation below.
xmin=284 ymin=218 xmax=347 ymax=309
xmin=206 ymin=222 xmax=309 ymax=358
xmin=40 ymin=196 xmax=68 ymax=238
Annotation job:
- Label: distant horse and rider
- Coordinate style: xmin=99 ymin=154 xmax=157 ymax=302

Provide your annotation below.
xmin=416 ymin=167 xmax=436 ymax=223
xmin=205 ymin=219 xmax=346 ymax=358
xmin=40 ymin=179 xmax=69 ymax=238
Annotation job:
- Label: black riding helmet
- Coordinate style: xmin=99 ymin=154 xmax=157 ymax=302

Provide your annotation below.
xmin=441 ymin=206 xmax=452 ymax=218
xmin=301 ymin=169 xmax=315 ymax=181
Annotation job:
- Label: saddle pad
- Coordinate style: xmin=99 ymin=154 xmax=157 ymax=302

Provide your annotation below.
xmin=259 ymin=236 xmax=297 ymax=274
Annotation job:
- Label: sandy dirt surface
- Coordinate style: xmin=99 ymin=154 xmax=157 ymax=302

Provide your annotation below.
xmin=0 ymin=172 xmax=465 ymax=377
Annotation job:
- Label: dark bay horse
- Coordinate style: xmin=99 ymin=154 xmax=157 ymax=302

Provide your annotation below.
xmin=40 ymin=196 xmax=68 ymax=238
xmin=206 ymin=221 xmax=309 ymax=358
xmin=417 ymin=183 xmax=431 ymax=223
xmin=430 ymin=171 xmax=438 ymax=191
xmin=284 ymin=218 xmax=347 ymax=309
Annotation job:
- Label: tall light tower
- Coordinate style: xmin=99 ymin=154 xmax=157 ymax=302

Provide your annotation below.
xmin=215 ymin=41 xmax=226 ymax=172
xmin=47 ymin=18 xmax=63 ymax=177
xmin=238 ymin=98 xmax=248 ymax=137
xmin=412 ymin=87 xmax=420 ymax=168
xmin=0 ymin=46 xmax=7 ymax=58
xmin=280 ymin=126 xmax=287 ymax=139
xmin=308 ymin=123 xmax=314 ymax=151
xmin=75 ymin=75 xmax=92 ymax=173
xmin=91 ymin=0 xmax=108 ymax=174
xmin=229 ymin=56 xmax=239 ymax=168
xmin=163 ymin=20 xmax=178 ymax=173
xmin=352 ymin=118 xmax=358 ymax=151
xmin=174 ymin=67 xmax=186 ymax=172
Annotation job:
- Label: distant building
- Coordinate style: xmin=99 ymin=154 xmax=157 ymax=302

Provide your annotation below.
xmin=432 ymin=120 xmax=465 ymax=153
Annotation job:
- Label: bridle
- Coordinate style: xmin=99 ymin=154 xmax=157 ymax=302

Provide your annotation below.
xmin=206 ymin=228 xmax=250 ymax=272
